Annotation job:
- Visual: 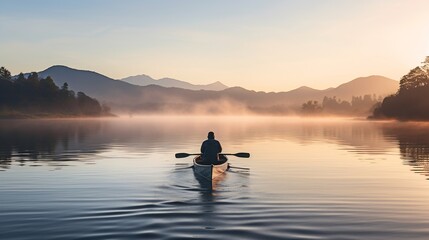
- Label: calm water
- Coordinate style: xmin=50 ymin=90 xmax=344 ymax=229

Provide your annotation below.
xmin=1 ymin=117 xmax=429 ymax=240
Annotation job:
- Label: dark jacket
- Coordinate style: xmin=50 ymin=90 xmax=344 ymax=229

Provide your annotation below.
xmin=200 ymin=139 xmax=222 ymax=164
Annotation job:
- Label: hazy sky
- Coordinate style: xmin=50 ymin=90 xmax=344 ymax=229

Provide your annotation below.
xmin=1 ymin=0 xmax=429 ymax=91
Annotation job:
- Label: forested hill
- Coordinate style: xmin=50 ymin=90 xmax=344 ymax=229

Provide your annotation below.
xmin=0 ymin=67 xmax=111 ymax=118
xmin=371 ymin=57 xmax=429 ymax=120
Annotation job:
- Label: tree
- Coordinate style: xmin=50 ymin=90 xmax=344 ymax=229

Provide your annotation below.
xmin=372 ymin=57 xmax=429 ymax=120
xmin=0 ymin=68 xmax=13 ymax=108
xmin=0 ymin=67 xmax=110 ymax=117
xmin=302 ymin=94 xmax=379 ymax=116
xmin=399 ymin=56 xmax=429 ymax=92
xmin=15 ymin=73 xmax=25 ymax=82
xmin=423 ymin=56 xmax=429 ymax=71
xmin=61 ymin=82 xmax=69 ymax=91
xmin=0 ymin=67 xmax=11 ymax=81
xmin=39 ymin=76 xmax=59 ymax=108
xmin=322 ymin=96 xmax=351 ymax=114
xmin=77 ymin=92 xmax=102 ymax=116
xmin=302 ymin=100 xmax=322 ymax=114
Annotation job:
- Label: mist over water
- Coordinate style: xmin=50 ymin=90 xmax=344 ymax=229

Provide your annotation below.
xmin=1 ymin=117 xmax=429 ymax=239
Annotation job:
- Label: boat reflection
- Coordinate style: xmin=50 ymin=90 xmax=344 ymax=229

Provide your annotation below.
xmin=193 ymin=167 xmax=227 ymax=192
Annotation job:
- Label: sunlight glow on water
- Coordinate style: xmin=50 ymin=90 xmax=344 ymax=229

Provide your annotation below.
xmin=1 ymin=117 xmax=429 ymax=239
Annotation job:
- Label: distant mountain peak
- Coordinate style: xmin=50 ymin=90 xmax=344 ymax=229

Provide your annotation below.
xmin=41 ymin=65 xmax=72 ymax=72
xmin=120 ymin=74 xmax=228 ymax=91
xmin=337 ymin=75 xmax=394 ymax=86
xmin=328 ymin=75 xmax=399 ymax=100
xmin=225 ymin=86 xmax=247 ymax=91
xmin=297 ymin=86 xmax=315 ymax=91
xmin=45 ymin=65 xmax=83 ymax=71
xmin=48 ymin=65 xmax=70 ymax=69
xmin=42 ymin=65 xmax=105 ymax=77
xmin=286 ymin=85 xmax=320 ymax=94
xmin=128 ymin=74 xmax=152 ymax=79
xmin=206 ymin=81 xmax=228 ymax=88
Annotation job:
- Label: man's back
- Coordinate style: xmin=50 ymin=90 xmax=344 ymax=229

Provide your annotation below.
xmin=200 ymin=139 xmax=222 ymax=164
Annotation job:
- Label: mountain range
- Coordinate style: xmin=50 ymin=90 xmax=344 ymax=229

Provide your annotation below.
xmin=24 ymin=65 xmax=399 ymax=114
xmin=120 ymin=74 xmax=228 ymax=91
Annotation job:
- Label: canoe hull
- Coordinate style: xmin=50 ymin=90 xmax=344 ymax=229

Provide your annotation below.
xmin=193 ymin=155 xmax=228 ymax=181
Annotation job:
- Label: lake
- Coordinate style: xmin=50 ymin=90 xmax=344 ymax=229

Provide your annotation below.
xmin=1 ymin=117 xmax=429 ymax=240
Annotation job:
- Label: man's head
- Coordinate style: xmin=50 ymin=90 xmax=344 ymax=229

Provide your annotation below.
xmin=208 ymin=131 xmax=215 ymax=140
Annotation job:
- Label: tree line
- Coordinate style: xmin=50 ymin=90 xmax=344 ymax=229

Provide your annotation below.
xmin=0 ymin=67 xmax=111 ymax=117
xmin=302 ymin=94 xmax=381 ymax=116
xmin=371 ymin=57 xmax=429 ymax=120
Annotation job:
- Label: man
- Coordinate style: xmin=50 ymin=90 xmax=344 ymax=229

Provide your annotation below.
xmin=200 ymin=131 xmax=222 ymax=164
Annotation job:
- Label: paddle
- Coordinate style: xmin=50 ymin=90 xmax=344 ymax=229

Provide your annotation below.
xmin=175 ymin=152 xmax=250 ymax=158
xmin=229 ymin=165 xmax=250 ymax=170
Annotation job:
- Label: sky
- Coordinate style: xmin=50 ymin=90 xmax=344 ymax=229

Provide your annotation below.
xmin=1 ymin=0 xmax=429 ymax=92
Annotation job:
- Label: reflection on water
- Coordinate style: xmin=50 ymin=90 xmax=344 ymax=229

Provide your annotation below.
xmin=382 ymin=123 xmax=429 ymax=179
xmin=2 ymin=117 xmax=429 ymax=239
xmin=2 ymin=118 xmax=429 ymax=178
xmin=193 ymin=168 xmax=230 ymax=192
xmin=0 ymin=119 xmax=104 ymax=169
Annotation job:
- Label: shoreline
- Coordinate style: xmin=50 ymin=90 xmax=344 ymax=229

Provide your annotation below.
xmin=0 ymin=112 xmax=117 ymax=119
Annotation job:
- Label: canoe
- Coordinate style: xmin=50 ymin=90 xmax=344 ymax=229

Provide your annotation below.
xmin=193 ymin=155 xmax=229 ymax=181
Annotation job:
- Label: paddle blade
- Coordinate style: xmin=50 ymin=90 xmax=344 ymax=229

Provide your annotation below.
xmin=234 ymin=152 xmax=250 ymax=158
xmin=175 ymin=153 xmax=190 ymax=158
